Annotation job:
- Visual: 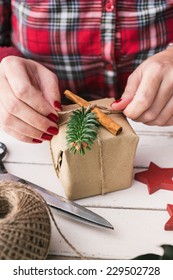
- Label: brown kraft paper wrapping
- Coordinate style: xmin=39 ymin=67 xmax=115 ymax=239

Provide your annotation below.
xmin=50 ymin=98 xmax=139 ymax=200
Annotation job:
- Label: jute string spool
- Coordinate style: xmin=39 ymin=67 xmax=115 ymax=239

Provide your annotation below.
xmin=0 ymin=181 xmax=84 ymax=260
xmin=0 ymin=181 xmax=51 ymax=260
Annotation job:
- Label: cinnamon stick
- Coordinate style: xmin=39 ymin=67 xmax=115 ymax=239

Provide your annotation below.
xmin=64 ymin=90 xmax=122 ymax=135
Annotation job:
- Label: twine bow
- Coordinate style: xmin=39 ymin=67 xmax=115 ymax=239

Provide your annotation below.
xmin=58 ymin=105 xmax=123 ymax=132
xmin=63 ymin=90 xmax=123 ymax=135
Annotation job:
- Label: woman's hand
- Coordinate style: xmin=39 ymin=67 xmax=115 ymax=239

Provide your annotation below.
xmin=111 ymin=48 xmax=173 ymax=126
xmin=0 ymin=56 xmax=61 ymax=143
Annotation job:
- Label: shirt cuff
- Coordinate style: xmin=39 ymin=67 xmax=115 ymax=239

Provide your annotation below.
xmin=0 ymin=46 xmax=23 ymax=62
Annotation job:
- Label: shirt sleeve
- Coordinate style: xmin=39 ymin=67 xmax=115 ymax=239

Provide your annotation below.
xmin=0 ymin=46 xmax=23 ymax=61
xmin=0 ymin=0 xmax=23 ymax=61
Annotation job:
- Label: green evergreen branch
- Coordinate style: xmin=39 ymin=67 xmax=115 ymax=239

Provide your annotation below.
xmin=66 ymin=107 xmax=100 ymax=156
xmin=133 ymin=245 xmax=173 ymax=260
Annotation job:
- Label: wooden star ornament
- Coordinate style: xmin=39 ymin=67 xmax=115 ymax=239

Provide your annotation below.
xmin=135 ymin=162 xmax=173 ymax=194
xmin=165 ymin=204 xmax=173 ymax=231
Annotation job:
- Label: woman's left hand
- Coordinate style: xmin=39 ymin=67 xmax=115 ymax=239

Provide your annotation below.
xmin=111 ymin=47 xmax=173 ymax=126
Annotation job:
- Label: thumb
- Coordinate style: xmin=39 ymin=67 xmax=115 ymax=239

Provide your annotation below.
xmin=111 ymin=95 xmax=133 ymax=111
xmin=111 ymin=73 xmax=139 ymax=111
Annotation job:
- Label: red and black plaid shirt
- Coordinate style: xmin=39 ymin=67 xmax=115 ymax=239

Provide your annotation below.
xmin=1 ymin=0 xmax=173 ymax=102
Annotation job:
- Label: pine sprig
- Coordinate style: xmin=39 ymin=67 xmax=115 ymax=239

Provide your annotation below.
xmin=66 ymin=107 xmax=100 ymax=156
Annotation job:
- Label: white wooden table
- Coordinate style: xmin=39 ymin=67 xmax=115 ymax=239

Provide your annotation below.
xmin=0 ymin=120 xmax=173 ymax=260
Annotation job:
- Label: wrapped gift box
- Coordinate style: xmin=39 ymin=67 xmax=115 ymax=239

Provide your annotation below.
xmin=50 ymin=98 xmax=139 ymax=200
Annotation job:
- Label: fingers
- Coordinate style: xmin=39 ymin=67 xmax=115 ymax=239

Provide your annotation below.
xmin=166 ymin=116 xmax=173 ymax=126
xmin=0 ymin=101 xmax=59 ymax=143
xmin=0 ymin=56 xmax=62 ymax=143
xmin=111 ymin=54 xmax=173 ymax=127
xmin=32 ymin=60 xmax=62 ymax=109
xmin=121 ymin=64 xmax=173 ymax=125
xmin=0 ymin=104 xmax=41 ymax=143
xmin=111 ymin=96 xmax=133 ymax=111
xmin=134 ymin=76 xmax=173 ymax=124
xmin=123 ymin=70 xmax=161 ymax=119
xmin=1 ymin=57 xmax=61 ymax=117
xmin=3 ymin=128 xmax=43 ymax=144
xmin=111 ymin=73 xmax=139 ymax=111
xmin=144 ymin=95 xmax=173 ymax=126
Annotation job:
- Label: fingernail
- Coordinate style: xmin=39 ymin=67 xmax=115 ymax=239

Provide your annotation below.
xmin=114 ymin=98 xmax=122 ymax=103
xmin=47 ymin=113 xmax=59 ymax=123
xmin=41 ymin=133 xmax=53 ymax=141
xmin=32 ymin=139 xmax=43 ymax=143
xmin=47 ymin=126 xmax=59 ymax=135
xmin=54 ymin=101 xmax=62 ymax=111
xmin=111 ymin=98 xmax=122 ymax=106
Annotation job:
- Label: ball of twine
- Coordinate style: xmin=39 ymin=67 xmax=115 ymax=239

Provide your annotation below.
xmin=0 ymin=181 xmax=51 ymax=260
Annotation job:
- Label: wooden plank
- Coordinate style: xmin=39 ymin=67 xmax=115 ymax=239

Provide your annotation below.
xmin=49 ymin=207 xmax=173 ymax=259
xmin=79 ymin=175 xmax=173 ymax=210
xmin=0 ymin=129 xmax=52 ymax=164
xmin=134 ymin=134 xmax=173 ymax=168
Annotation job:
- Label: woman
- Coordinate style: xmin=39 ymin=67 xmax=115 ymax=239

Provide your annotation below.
xmin=0 ymin=1 xmax=173 ymax=143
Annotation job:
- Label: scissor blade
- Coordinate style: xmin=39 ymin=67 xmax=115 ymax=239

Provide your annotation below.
xmin=0 ymin=173 xmax=113 ymax=229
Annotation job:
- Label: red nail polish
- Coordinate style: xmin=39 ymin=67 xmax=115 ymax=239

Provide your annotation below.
xmin=47 ymin=126 xmax=59 ymax=135
xmin=41 ymin=133 xmax=53 ymax=141
xmin=32 ymin=139 xmax=43 ymax=143
xmin=54 ymin=101 xmax=62 ymax=111
xmin=114 ymin=98 xmax=122 ymax=103
xmin=47 ymin=113 xmax=59 ymax=123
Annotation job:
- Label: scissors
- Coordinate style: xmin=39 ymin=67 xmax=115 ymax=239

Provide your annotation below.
xmin=0 ymin=142 xmax=113 ymax=229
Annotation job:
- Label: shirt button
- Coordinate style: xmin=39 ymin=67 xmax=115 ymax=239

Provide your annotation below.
xmin=105 ymin=0 xmax=114 ymax=12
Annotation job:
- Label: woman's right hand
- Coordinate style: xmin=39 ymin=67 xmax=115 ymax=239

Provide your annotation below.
xmin=0 ymin=56 xmax=62 ymax=143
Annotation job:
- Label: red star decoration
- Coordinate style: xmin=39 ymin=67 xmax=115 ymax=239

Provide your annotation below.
xmin=135 ymin=162 xmax=173 ymax=194
xmin=165 ymin=204 xmax=173 ymax=231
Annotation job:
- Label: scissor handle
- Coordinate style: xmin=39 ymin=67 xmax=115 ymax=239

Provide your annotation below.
xmin=0 ymin=142 xmax=7 ymax=160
